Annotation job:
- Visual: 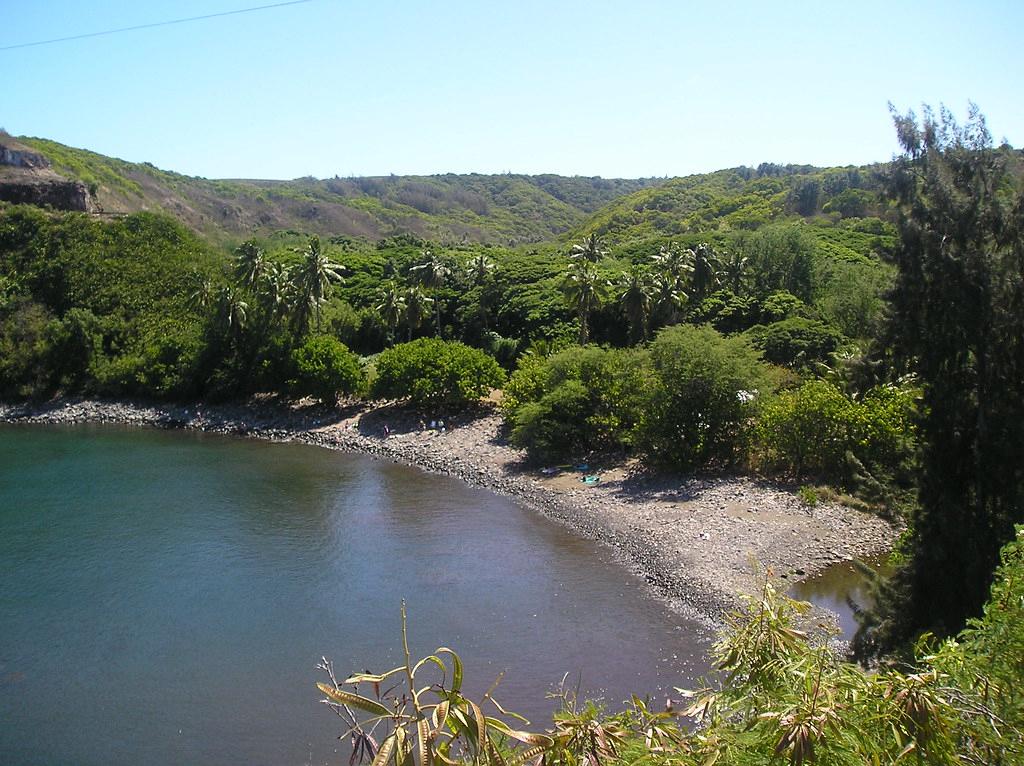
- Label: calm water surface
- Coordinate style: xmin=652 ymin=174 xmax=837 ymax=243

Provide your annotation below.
xmin=0 ymin=424 xmax=712 ymax=766
xmin=791 ymin=556 xmax=892 ymax=639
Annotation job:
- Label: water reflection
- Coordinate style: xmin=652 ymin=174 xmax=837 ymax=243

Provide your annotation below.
xmin=790 ymin=556 xmax=892 ymax=639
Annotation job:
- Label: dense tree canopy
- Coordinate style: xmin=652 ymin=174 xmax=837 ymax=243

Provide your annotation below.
xmin=855 ymin=106 xmax=1024 ymax=657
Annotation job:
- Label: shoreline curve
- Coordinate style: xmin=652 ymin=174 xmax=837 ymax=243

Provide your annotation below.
xmin=0 ymin=396 xmax=898 ymax=629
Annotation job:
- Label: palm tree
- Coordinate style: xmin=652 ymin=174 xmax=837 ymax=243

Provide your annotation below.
xmin=465 ymin=253 xmax=495 ymax=285
xmin=261 ymin=262 xmax=290 ymax=320
xmin=721 ymin=249 xmax=750 ymax=295
xmin=188 ymin=274 xmax=215 ymax=313
xmin=650 ymin=271 xmax=687 ymax=330
xmin=617 ymin=264 xmax=655 ymax=344
xmin=403 ymin=285 xmax=432 ymax=342
xmin=569 ymin=233 xmax=607 ymax=263
xmin=651 ymin=242 xmax=691 ymax=281
xmin=376 ymin=281 xmax=406 ymax=346
xmin=233 ymin=239 xmax=266 ymax=292
xmin=410 ymin=249 xmax=452 ymax=337
xmin=290 ymin=235 xmax=344 ymax=334
xmin=649 ymin=244 xmax=691 ymax=328
xmin=215 ymin=285 xmax=248 ymax=341
xmin=562 ymin=261 xmax=607 ymax=345
xmin=689 ymin=242 xmax=723 ymax=302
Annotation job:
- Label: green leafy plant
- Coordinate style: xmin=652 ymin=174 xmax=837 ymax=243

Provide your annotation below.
xmin=370 ymin=338 xmax=505 ymax=407
xmin=796 ymin=485 xmax=819 ymax=507
xmin=635 ymin=325 xmax=771 ymax=470
xmin=318 ymin=604 xmax=555 ymax=766
xmin=754 ymin=379 xmax=916 ymax=487
xmin=503 ymin=345 xmax=650 ymax=463
xmin=289 ymin=335 xmax=365 ymax=403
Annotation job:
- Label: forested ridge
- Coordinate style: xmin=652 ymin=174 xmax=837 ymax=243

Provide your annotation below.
xmin=2 ymin=107 xmax=1023 ymax=763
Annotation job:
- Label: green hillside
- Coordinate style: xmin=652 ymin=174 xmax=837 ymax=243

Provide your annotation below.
xmin=13 ymin=137 xmax=661 ymax=245
xmin=572 ymin=163 xmax=884 ymax=237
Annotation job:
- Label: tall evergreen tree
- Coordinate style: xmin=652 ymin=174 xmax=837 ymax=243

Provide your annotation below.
xmin=854 ymin=105 xmax=1024 ymax=658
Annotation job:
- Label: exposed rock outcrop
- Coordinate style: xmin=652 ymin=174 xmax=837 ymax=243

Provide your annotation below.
xmin=0 ymin=177 xmax=94 ymax=211
xmin=0 ymin=138 xmax=94 ymax=212
xmin=0 ymin=144 xmax=49 ymax=169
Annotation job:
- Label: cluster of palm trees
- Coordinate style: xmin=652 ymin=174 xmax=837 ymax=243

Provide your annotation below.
xmin=192 ymin=232 xmax=749 ymax=354
xmin=375 ymin=249 xmax=495 ymax=344
xmin=561 ymin=235 xmax=747 ymax=345
xmin=191 ymin=236 xmax=345 ymax=343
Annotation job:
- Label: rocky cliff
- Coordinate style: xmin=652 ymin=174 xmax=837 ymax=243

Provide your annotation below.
xmin=0 ymin=136 xmax=93 ymax=212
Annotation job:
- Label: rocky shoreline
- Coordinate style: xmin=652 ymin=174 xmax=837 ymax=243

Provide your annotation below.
xmin=0 ymin=397 xmax=898 ymax=628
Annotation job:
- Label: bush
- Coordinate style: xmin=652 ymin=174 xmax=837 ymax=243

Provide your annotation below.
xmin=747 ymin=316 xmax=844 ymax=369
xmin=510 ymin=380 xmax=593 ymax=460
xmin=755 ymin=379 xmax=916 ymax=483
xmin=499 ymin=352 xmax=549 ymax=419
xmin=505 ymin=345 xmax=650 ymax=461
xmin=755 ymin=379 xmax=856 ymax=476
xmin=635 ymin=325 xmax=771 ymax=470
xmin=290 ymin=335 xmax=364 ymax=403
xmin=0 ymin=297 xmax=55 ymax=398
xmin=370 ymin=338 xmax=505 ymax=407
xmin=815 ymin=259 xmax=893 ymax=341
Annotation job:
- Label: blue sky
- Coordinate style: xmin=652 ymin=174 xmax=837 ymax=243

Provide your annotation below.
xmin=2 ymin=0 xmax=1021 ymax=180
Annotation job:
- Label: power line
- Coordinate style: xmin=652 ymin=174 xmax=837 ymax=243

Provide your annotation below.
xmin=0 ymin=0 xmax=314 ymax=52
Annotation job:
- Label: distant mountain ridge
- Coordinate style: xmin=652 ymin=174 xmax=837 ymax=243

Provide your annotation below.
xmin=2 ymin=135 xmax=663 ymax=245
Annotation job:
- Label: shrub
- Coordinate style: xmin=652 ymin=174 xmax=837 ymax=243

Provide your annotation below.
xmin=510 ymin=380 xmax=593 ymax=461
xmin=503 ymin=345 xmax=650 ymax=462
xmin=747 ymin=316 xmax=844 ymax=369
xmin=289 ymin=335 xmax=364 ymax=403
xmin=755 ymin=379 xmax=916 ymax=482
xmin=499 ymin=351 xmax=549 ymax=419
xmin=927 ymin=526 xmax=1024 ymax=760
xmin=635 ymin=325 xmax=771 ymax=470
xmin=370 ymin=337 xmax=504 ymax=407
xmin=755 ymin=379 xmax=856 ymax=476
xmin=0 ymin=297 xmax=55 ymax=398
xmin=815 ymin=259 xmax=894 ymax=341
xmin=760 ymin=290 xmax=809 ymax=322
xmin=822 ymin=187 xmax=875 ymax=218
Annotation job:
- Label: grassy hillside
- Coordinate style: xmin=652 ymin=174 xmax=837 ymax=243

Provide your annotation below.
xmin=14 ymin=137 xmax=661 ymax=245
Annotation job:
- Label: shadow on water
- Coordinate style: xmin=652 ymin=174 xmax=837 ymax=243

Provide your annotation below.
xmin=790 ymin=555 xmax=893 ymax=639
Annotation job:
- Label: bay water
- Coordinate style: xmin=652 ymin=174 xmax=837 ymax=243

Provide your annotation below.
xmin=0 ymin=424 xmax=711 ymax=766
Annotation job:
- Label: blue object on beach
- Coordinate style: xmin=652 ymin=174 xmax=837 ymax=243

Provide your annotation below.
xmin=581 ymin=475 xmax=600 ymax=485
xmin=575 ymin=463 xmax=589 ymax=471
